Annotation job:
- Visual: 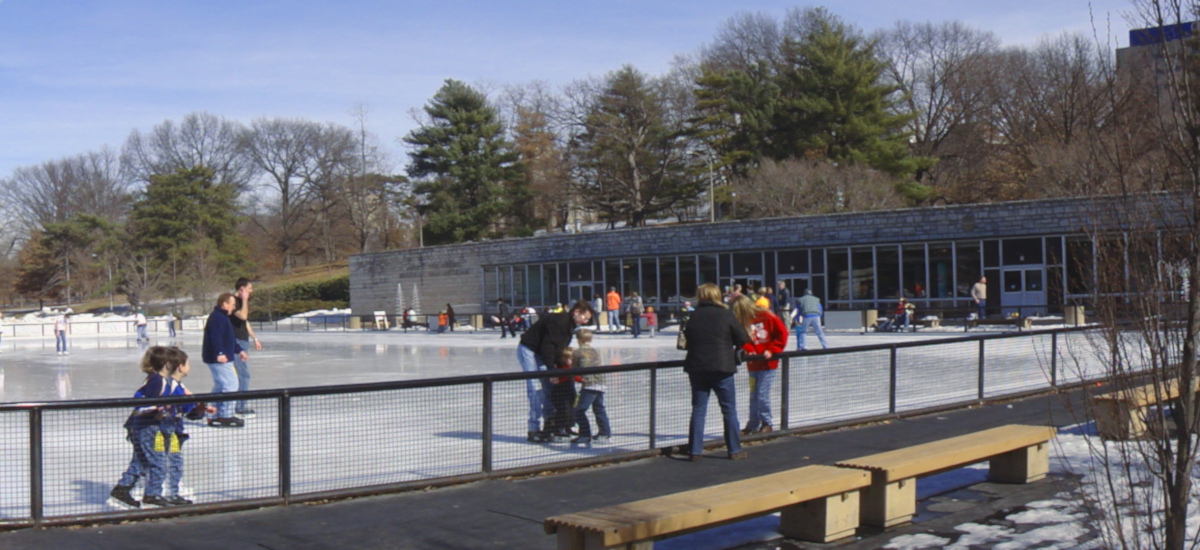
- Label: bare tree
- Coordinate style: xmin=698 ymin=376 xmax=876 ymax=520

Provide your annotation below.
xmin=733 ymin=158 xmax=905 ymax=218
xmin=121 ymin=111 xmax=254 ymax=193
xmin=344 ymin=105 xmax=401 ymax=253
xmin=242 ymin=118 xmax=322 ymax=273
xmin=1 ymin=147 xmax=130 ymax=235
xmin=302 ymin=122 xmax=357 ymax=265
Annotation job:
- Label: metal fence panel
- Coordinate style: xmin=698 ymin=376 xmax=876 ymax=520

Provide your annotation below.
xmin=983 ymin=334 xmax=1054 ymax=398
xmin=895 ymin=341 xmax=978 ymax=412
xmin=787 ymin=350 xmax=890 ymax=426
xmin=0 ymin=412 xmax=30 ymax=521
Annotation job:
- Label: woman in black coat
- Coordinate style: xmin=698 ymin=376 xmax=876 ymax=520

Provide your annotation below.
xmin=683 ymin=282 xmax=752 ymax=460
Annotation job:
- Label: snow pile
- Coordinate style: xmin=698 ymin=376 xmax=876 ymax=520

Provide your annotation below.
xmin=886 ymin=430 xmax=1200 ymax=549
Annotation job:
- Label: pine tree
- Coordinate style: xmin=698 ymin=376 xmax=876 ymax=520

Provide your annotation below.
xmin=403 ymin=80 xmax=529 ymax=245
xmin=572 ymin=66 xmax=702 ymax=227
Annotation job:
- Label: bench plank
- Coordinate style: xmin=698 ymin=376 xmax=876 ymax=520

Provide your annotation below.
xmin=545 ymin=465 xmax=869 ymax=548
xmin=1091 ymin=379 xmax=1199 ymax=439
xmin=835 ymin=425 xmax=1056 ymax=482
xmin=835 ymin=425 xmax=1056 ymax=528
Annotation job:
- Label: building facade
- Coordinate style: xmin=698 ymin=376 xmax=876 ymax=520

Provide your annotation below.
xmin=350 ymin=194 xmax=1189 ymax=320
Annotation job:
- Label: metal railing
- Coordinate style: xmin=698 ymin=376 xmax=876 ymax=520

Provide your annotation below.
xmin=0 ymin=325 xmax=1112 ymax=528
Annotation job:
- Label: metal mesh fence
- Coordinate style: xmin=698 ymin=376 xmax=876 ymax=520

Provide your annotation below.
xmin=895 ymin=340 xmax=979 ymax=412
xmin=982 ymin=334 xmax=1055 ymax=398
xmin=787 ymin=350 xmax=890 ymax=426
xmin=0 ymin=326 xmax=1109 ymax=525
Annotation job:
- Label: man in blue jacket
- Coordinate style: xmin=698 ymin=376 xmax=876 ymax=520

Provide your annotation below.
xmin=203 ymin=293 xmax=247 ymax=427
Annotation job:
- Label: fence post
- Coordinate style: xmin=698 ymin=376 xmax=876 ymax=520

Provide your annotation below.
xmin=978 ymin=339 xmax=986 ymax=400
xmin=482 ymin=380 xmax=494 ymax=473
xmin=780 ymin=356 xmax=790 ymax=431
xmin=278 ymin=392 xmax=292 ymax=504
xmin=1050 ymin=332 xmax=1058 ymax=387
xmin=889 ymin=346 xmax=898 ymax=415
xmin=30 ymin=407 xmax=43 ymax=526
xmin=648 ymin=368 xmax=658 ymax=450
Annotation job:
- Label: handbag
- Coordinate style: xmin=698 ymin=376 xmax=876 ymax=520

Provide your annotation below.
xmin=675 ymin=322 xmax=687 ymax=350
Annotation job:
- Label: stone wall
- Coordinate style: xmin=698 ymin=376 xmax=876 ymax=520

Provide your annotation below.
xmin=350 ymin=194 xmax=1189 ymax=316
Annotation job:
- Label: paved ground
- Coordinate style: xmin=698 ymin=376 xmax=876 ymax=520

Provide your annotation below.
xmin=0 ymin=387 xmax=1089 ymax=550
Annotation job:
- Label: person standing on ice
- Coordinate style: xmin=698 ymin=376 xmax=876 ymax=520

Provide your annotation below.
xmin=203 ymin=293 xmax=246 ymax=428
xmin=229 ymin=278 xmax=262 ymax=416
xmin=605 ymin=287 xmax=622 ymax=333
xmin=517 ymin=300 xmax=594 ymax=443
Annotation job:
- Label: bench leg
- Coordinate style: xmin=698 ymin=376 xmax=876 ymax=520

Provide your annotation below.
xmin=989 ymin=442 xmax=1050 ymax=484
xmin=779 ymin=490 xmax=861 ymax=543
xmin=556 ymin=528 xmax=642 ymax=550
xmin=859 ymin=474 xmax=916 ymax=528
xmin=1093 ymin=401 xmax=1145 ymax=440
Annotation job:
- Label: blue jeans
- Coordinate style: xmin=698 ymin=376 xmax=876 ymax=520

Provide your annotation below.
xmin=631 ymin=315 xmax=641 ymax=337
xmin=574 ymin=389 xmax=610 ymax=437
xmin=607 ymin=310 xmax=620 ymax=330
xmin=118 ymin=425 xmax=167 ymax=497
xmin=517 ymin=344 xmax=552 ymax=433
xmin=166 ymin=430 xmax=187 ymax=495
xmin=137 ymin=325 xmax=148 ymax=340
xmin=55 ymin=330 xmax=67 ymax=352
xmin=797 ymin=315 xmax=828 ymax=350
xmin=977 ymin=299 xmax=987 ymax=319
xmin=746 ymin=369 xmax=776 ymax=431
xmin=687 ymin=371 xmax=742 ymax=456
xmin=207 ymin=362 xmax=238 ymax=419
xmin=234 ymin=339 xmax=252 ymax=411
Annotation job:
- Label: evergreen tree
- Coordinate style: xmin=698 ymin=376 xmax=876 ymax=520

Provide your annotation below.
xmin=126 ymin=166 xmax=249 ymax=302
xmin=776 ymin=8 xmax=929 ymax=181
xmin=572 ymin=66 xmax=702 ymax=227
xmin=403 ymin=79 xmax=528 ymax=245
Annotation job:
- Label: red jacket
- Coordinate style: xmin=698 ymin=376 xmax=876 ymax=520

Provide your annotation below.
xmin=742 ymin=310 xmax=788 ymax=371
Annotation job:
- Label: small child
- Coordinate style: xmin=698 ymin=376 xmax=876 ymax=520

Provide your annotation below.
xmin=160 ymin=346 xmax=211 ymax=506
xmin=643 ymin=307 xmax=658 ymax=338
xmin=437 ymin=311 xmax=449 ymax=334
xmin=571 ymin=330 xmax=610 ymax=445
xmin=546 ymin=347 xmax=579 ymax=443
xmin=109 ymin=346 xmax=210 ymax=509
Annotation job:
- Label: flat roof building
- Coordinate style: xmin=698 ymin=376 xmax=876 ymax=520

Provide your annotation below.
xmin=350 ymin=193 xmax=1189 ymax=320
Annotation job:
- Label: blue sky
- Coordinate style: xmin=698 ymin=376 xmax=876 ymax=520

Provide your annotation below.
xmin=0 ymin=0 xmax=1138 ymax=178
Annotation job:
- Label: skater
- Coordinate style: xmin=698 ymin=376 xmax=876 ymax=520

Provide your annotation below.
xmin=571 ymin=330 xmax=610 ymax=445
xmin=731 ymin=296 xmax=788 ymax=435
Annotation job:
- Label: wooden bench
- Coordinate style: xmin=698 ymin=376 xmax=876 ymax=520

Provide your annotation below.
xmin=1092 ymin=379 xmax=1199 ymax=440
xmin=544 ymin=465 xmax=870 ymax=549
xmin=914 ymin=318 xmax=941 ymax=329
xmin=834 ymin=424 xmax=1057 ymax=528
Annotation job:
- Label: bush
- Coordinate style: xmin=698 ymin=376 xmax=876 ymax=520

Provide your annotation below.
xmin=258 ymin=275 xmax=350 ymax=316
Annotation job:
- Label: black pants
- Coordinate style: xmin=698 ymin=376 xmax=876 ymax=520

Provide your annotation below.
xmin=548 ymin=382 xmax=577 ymax=434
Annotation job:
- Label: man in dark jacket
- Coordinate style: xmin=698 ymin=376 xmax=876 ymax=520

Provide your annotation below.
xmin=203 ymin=293 xmax=247 ymax=428
xmin=517 ymin=300 xmax=595 ymax=442
xmin=682 ymin=283 xmax=751 ymax=460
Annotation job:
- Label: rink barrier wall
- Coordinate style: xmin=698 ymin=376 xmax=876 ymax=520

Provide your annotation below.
xmin=0 ymin=325 xmax=1109 ymax=528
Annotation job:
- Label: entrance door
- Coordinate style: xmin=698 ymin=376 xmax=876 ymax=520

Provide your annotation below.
xmin=1001 ymin=267 xmax=1046 ymax=317
xmin=568 ymin=283 xmax=594 ymax=305
xmin=731 ymin=277 xmax=765 ymax=295
xmin=776 ymin=275 xmax=810 ymax=307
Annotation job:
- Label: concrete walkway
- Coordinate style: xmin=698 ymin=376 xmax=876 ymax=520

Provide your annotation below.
xmin=0 ymin=390 xmax=1086 ymax=550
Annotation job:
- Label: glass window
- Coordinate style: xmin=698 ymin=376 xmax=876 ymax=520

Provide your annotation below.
xmin=983 ymin=240 xmax=1000 ymax=267
xmin=733 ymin=252 xmax=762 ymax=278
xmin=901 ymin=244 xmax=926 ymax=300
xmin=1003 ymin=270 xmax=1022 ymax=292
xmin=526 ymin=265 xmax=542 ymax=307
xmin=483 ymin=267 xmax=499 ymax=303
xmin=513 ymin=266 xmax=526 ymax=306
xmin=620 ymin=259 xmax=638 ymax=297
xmin=777 ymin=250 xmax=808 ymax=274
xmin=876 ymin=246 xmax=900 ymax=301
xmin=659 ymin=257 xmax=678 ymax=303
xmin=928 ymin=243 xmax=953 ymax=299
xmin=956 ymin=242 xmax=981 ymax=300
xmin=640 ymin=258 xmax=658 ymax=304
xmin=699 ymin=255 xmax=718 ymax=287
xmin=852 ymin=247 xmax=874 ymax=301
xmin=498 ymin=266 xmax=512 ymax=305
xmin=569 ymin=261 xmax=591 ymax=282
xmin=812 ymin=249 xmax=825 ymax=273
xmin=1066 ymin=237 xmax=1092 ymax=295
xmin=1025 ymin=269 xmax=1043 ymax=292
xmin=543 ymin=264 xmax=558 ymax=307
xmin=1045 ymin=237 xmax=1063 ymax=266
xmin=679 ymin=256 xmax=698 ymax=301
xmin=1003 ymin=238 xmax=1042 ymax=265
xmin=829 ymin=249 xmax=850 ymax=301
xmin=604 ymin=260 xmax=621 ymax=295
